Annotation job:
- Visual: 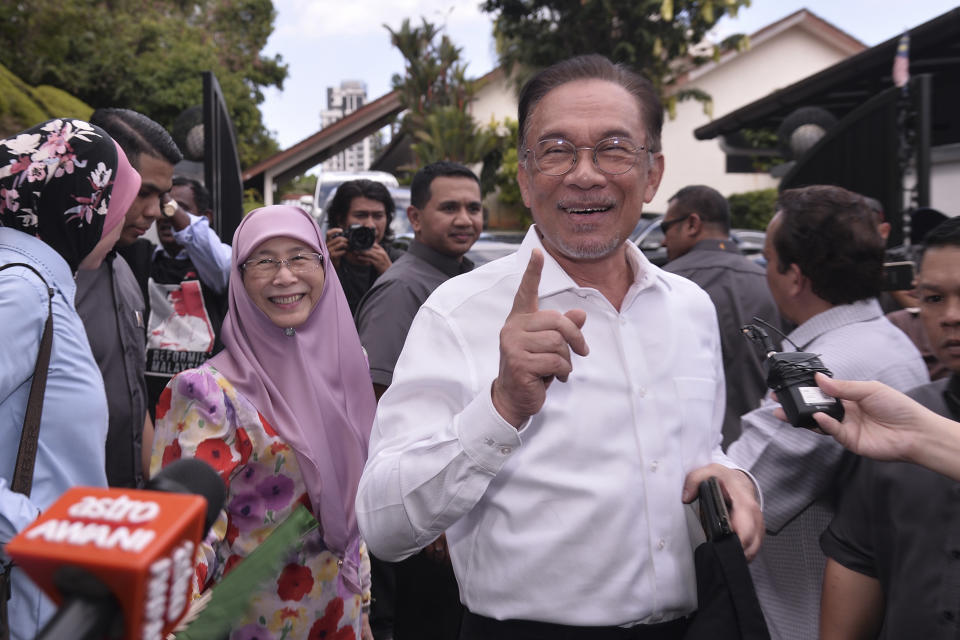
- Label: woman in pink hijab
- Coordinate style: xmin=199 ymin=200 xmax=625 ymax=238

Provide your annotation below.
xmin=151 ymin=205 xmax=377 ymax=640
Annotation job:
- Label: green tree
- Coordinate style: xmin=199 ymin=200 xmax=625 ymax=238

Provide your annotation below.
xmin=387 ymin=18 xmax=502 ymax=189
xmin=0 ymin=0 xmax=287 ymax=168
xmin=0 ymin=63 xmax=93 ymax=136
xmin=481 ymin=0 xmax=750 ymax=113
xmin=728 ymin=188 xmax=778 ymax=230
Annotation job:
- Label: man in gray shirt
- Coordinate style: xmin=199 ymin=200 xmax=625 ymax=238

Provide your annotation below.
xmin=76 ymin=108 xmax=181 ymax=489
xmin=356 ymin=161 xmax=482 ymax=399
xmin=354 ymin=161 xmax=482 ymax=640
xmin=661 ymin=185 xmax=781 ymax=447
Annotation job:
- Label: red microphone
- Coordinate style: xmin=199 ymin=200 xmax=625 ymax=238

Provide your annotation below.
xmin=5 ymin=459 xmax=225 ymax=640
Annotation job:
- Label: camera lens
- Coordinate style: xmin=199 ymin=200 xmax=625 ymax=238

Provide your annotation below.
xmin=346 ymin=224 xmax=376 ymax=251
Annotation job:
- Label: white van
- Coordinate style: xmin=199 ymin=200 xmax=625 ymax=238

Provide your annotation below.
xmin=311 ymin=170 xmax=400 ymax=227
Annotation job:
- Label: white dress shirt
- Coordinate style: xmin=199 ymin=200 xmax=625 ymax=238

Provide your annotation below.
xmin=357 ymin=227 xmax=750 ymax=626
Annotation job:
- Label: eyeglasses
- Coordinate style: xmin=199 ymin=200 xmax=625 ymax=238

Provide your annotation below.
xmin=524 ymin=136 xmax=647 ymax=176
xmin=660 ymin=215 xmax=692 ymax=234
xmin=240 ymin=252 xmax=324 ymax=277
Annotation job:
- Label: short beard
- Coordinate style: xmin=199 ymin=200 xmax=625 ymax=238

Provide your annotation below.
xmin=551 ymin=223 xmax=623 ymax=260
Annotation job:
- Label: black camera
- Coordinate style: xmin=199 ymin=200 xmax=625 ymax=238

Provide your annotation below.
xmin=742 ymin=322 xmax=844 ymax=430
xmin=336 ymin=224 xmax=376 ymax=252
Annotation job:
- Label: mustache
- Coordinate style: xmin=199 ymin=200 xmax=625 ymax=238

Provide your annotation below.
xmin=557 ymin=197 xmax=616 ymax=210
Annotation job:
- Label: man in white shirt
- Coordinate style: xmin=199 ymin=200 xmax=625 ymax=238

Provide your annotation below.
xmin=357 ymin=54 xmax=763 ymax=640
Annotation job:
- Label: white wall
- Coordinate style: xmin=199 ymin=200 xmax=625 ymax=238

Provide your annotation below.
xmin=650 ymin=27 xmax=857 ymax=212
xmin=470 ymin=71 xmax=519 ymax=129
xmin=931 ymin=144 xmax=960 ymax=217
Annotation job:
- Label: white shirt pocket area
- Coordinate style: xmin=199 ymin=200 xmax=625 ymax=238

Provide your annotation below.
xmin=672 ymin=375 xmax=723 ymax=471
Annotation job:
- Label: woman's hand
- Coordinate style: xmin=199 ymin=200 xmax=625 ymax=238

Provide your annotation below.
xmin=361 ymin=611 xmax=374 ymax=640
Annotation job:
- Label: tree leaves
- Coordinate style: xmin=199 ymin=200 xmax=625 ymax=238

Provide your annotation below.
xmin=481 ymin=0 xmax=750 ymax=101
xmin=0 ymin=0 xmax=287 ymax=168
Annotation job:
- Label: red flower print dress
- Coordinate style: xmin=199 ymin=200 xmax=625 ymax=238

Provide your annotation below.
xmin=151 ymin=365 xmax=370 ymax=640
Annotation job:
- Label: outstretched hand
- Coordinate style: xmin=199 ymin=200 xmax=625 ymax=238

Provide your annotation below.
xmin=492 ymin=250 xmax=589 ymax=428
xmin=683 ymin=464 xmax=764 ymax=561
xmin=803 ymin=373 xmax=925 ymax=462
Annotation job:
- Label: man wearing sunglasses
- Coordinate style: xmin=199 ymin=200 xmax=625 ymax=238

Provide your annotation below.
xmin=358 ymin=54 xmax=763 ymax=640
xmin=661 ymin=185 xmax=781 ymax=448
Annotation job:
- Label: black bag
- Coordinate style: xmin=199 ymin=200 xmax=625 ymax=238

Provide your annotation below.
xmin=0 ymin=263 xmax=54 ymax=640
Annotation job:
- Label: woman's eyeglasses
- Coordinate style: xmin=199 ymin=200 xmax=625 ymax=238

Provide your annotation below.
xmin=240 ymin=252 xmax=324 ymax=277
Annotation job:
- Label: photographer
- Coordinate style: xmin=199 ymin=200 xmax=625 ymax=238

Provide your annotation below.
xmin=325 ymin=180 xmax=404 ymax=314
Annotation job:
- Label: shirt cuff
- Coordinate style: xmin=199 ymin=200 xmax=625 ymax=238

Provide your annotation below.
xmin=455 ymin=383 xmax=523 ymax=474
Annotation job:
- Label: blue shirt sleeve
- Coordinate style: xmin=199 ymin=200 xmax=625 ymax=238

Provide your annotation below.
xmin=173 ymin=213 xmax=232 ymax=294
xmin=0 ymin=271 xmax=48 ymax=541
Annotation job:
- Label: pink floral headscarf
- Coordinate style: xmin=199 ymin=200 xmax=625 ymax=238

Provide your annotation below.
xmin=0 ymin=118 xmax=140 ymax=271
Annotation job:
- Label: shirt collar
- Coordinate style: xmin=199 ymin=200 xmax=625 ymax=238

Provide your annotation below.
xmin=407 ymin=238 xmax=474 ymax=278
xmin=787 ymin=298 xmax=884 ymax=352
xmin=513 ymin=225 xmax=662 ymax=302
xmin=689 ymin=237 xmax=742 ymax=255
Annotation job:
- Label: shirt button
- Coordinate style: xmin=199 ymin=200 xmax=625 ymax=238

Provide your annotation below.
xmin=638 ymin=387 xmax=647 ymax=398
xmin=500 ymin=446 xmax=512 ymax=455
xmin=943 ymin=610 xmax=955 ymax=621
xmin=651 ymin=461 xmax=659 ymax=472
xmin=657 ymin=538 xmax=665 ymax=550
xmin=952 ymin=549 xmax=960 ymax=560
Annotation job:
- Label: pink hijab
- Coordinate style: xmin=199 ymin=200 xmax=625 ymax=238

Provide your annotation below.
xmin=210 ymin=205 xmax=376 ymax=593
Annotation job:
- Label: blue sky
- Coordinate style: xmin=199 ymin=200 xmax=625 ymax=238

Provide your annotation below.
xmin=260 ymin=0 xmax=958 ymax=149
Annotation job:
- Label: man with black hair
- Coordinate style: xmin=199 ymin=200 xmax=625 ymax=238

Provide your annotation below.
xmin=325 ymin=179 xmax=405 ymax=314
xmin=727 ymin=185 xmax=928 ymax=640
xmin=76 ymin=107 xmax=182 ymax=489
xmin=819 ymin=216 xmax=960 ymax=640
xmin=359 ymin=55 xmax=763 ymax=640
xmin=355 ymin=161 xmax=481 ymax=399
xmin=119 ymin=175 xmax=231 ymax=421
xmin=662 ymin=185 xmax=781 ymax=447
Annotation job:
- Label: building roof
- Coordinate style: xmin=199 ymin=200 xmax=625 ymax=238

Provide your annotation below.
xmin=676 ymin=8 xmax=865 ymax=88
xmin=694 ymin=7 xmax=960 ymax=144
xmin=242 ymin=89 xmax=403 ymax=191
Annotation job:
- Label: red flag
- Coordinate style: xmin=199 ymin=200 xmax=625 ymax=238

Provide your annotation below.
xmin=892 ymin=33 xmax=910 ymax=89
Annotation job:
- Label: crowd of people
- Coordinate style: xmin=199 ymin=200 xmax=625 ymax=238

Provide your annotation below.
xmin=1 ymin=53 xmax=957 ymax=640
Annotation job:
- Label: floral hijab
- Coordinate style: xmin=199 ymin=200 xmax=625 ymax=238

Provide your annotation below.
xmin=0 ymin=118 xmax=136 ymax=271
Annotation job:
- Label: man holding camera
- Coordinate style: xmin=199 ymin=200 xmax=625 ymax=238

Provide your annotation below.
xmin=726 ymin=185 xmax=927 ymax=639
xmin=325 ymin=179 xmax=405 ymax=314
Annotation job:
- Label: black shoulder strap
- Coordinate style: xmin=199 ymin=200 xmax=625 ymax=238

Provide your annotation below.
xmin=0 ymin=262 xmax=54 ymax=496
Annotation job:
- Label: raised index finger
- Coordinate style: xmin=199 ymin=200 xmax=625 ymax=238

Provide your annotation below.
xmin=511 ymin=249 xmax=544 ymax=314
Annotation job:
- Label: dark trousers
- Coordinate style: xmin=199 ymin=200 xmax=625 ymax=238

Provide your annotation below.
xmin=459 ymin=611 xmax=690 ymax=640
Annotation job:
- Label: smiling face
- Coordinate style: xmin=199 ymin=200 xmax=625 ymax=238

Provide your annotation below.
xmin=917 ymin=246 xmax=960 ymax=372
xmin=118 ymin=153 xmax=174 ymax=247
xmin=517 ymin=78 xmax=663 ymax=266
xmin=408 ymin=176 xmax=482 ymax=258
xmin=242 ymin=236 xmax=326 ymax=329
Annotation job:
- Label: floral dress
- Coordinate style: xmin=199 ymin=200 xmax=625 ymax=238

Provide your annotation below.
xmin=151 ymin=364 xmax=370 ymax=640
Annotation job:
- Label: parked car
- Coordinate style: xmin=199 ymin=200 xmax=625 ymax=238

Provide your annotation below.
xmin=634 ymin=216 xmax=766 ymax=266
xmin=467 ymin=229 xmax=527 ymax=266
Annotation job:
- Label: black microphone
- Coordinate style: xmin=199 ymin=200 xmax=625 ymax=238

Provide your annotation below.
xmin=742 ymin=322 xmax=845 ymax=430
